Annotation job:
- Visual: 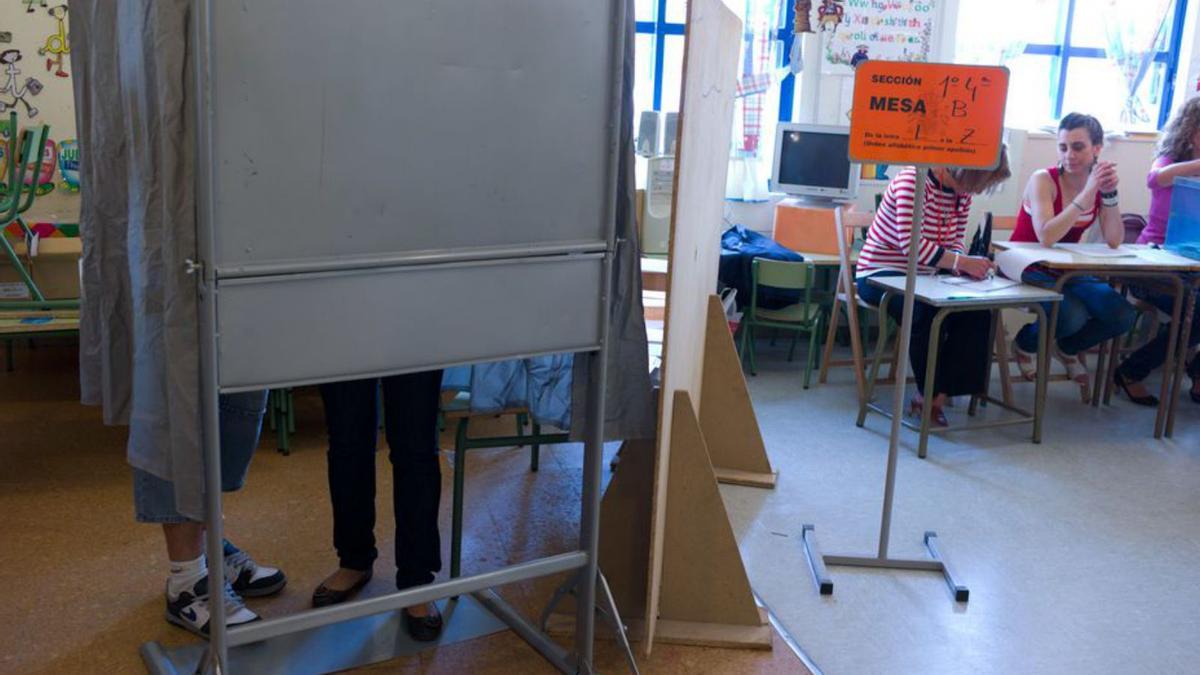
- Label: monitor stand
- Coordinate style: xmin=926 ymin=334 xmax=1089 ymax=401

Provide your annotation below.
xmin=778 ymin=195 xmax=853 ymax=209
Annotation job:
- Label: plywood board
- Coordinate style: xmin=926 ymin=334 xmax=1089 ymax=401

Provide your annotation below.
xmin=658 ymin=392 xmax=763 ymax=630
xmin=699 ymin=295 xmax=776 ymax=487
xmin=551 ymin=396 xmax=768 ymax=651
xmin=645 ymin=0 xmax=742 ymax=653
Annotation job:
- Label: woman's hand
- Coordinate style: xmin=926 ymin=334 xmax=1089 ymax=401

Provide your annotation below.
xmin=956 ymin=254 xmax=994 ymax=280
xmin=1087 ymin=160 xmax=1119 ymax=193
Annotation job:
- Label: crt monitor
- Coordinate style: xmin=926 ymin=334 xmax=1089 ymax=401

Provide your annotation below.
xmin=770 ymin=123 xmax=859 ymax=201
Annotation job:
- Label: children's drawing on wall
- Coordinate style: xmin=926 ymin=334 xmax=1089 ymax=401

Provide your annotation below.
xmin=823 ymin=0 xmax=937 ymax=74
xmin=817 ymin=0 xmax=844 ymax=32
xmin=22 ymin=0 xmax=47 ymax=13
xmin=794 ymin=1 xmax=813 ymax=33
xmin=0 ymin=49 xmax=40 ymax=118
xmin=849 ymin=44 xmax=869 ymax=69
xmin=39 ymin=4 xmax=69 ymax=78
xmin=58 ymin=138 xmax=78 ymax=192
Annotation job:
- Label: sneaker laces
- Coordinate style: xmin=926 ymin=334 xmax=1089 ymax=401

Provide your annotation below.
xmin=216 ymin=578 xmax=250 ymax=617
xmin=225 ymin=549 xmax=256 ymax=579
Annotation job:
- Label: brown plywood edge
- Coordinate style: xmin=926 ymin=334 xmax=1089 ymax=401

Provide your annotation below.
xmin=712 ymin=467 xmax=778 ymax=489
xmin=644 ymin=0 xmax=742 ymax=655
xmin=699 ymin=295 xmax=775 ymax=485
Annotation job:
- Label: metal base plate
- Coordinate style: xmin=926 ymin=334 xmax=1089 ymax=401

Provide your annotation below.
xmin=140 ymin=595 xmax=507 ymax=675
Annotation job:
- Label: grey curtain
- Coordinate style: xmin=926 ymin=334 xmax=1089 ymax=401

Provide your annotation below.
xmin=72 ymin=0 xmax=207 ymax=520
xmin=570 ymin=0 xmax=657 ymax=443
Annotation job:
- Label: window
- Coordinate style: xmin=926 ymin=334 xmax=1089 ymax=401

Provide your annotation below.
xmin=634 ymin=0 xmax=801 ymax=121
xmin=956 ymin=0 xmax=1189 ymax=131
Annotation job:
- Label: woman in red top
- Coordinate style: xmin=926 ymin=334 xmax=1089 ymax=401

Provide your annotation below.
xmin=1009 ymin=113 xmax=1136 ymax=400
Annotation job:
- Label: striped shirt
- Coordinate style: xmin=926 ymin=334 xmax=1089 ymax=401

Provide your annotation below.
xmin=856 ymin=167 xmax=972 ymax=278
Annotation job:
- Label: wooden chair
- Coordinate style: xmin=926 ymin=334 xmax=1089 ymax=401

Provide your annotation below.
xmin=817 ymin=207 xmax=897 ymax=403
xmin=737 ymin=258 xmax=825 ymax=388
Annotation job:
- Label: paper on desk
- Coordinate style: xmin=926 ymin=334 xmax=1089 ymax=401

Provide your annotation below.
xmin=995 ymin=245 xmax=1074 ymax=281
xmin=1053 ymin=243 xmax=1137 ymax=258
xmin=938 ymin=276 xmax=1021 ymax=293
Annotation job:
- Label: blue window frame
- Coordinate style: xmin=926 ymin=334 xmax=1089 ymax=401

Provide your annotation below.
xmin=636 ymin=0 xmax=799 ymax=121
xmin=1018 ymin=0 xmax=1188 ymax=129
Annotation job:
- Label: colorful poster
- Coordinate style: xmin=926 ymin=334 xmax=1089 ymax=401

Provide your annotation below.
xmin=821 ymin=0 xmax=939 ymax=74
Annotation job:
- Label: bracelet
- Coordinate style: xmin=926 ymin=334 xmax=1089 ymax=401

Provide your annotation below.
xmin=952 ymin=254 xmax=960 ymax=274
xmin=1069 ymin=200 xmax=1085 ymax=212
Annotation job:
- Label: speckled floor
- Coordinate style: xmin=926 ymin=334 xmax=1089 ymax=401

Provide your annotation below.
xmin=725 ymin=337 xmax=1200 ymax=675
xmin=0 ymin=342 xmax=809 ymax=675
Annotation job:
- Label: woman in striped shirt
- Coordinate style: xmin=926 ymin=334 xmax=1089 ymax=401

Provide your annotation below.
xmin=855 ymin=153 xmax=1011 ymax=425
xmin=1008 ymin=113 xmax=1136 ymax=401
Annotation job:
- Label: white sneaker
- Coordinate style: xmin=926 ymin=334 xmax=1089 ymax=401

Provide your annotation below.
xmin=223 ymin=539 xmax=287 ymax=598
xmin=165 ymin=575 xmax=259 ymax=637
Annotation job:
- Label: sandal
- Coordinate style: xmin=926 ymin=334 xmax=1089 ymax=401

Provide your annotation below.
xmin=1011 ymin=339 xmax=1037 ymax=382
xmin=1113 ymin=369 xmax=1159 ymax=407
xmin=1055 ymin=349 xmax=1090 ymax=402
xmin=907 ymin=396 xmax=949 ymax=427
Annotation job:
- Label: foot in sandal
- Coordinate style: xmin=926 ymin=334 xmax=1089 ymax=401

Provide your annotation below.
xmin=1011 ymin=339 xmax=1037 ymax=381
xmin=1054 ymin=348 xmax=1090 ymax=402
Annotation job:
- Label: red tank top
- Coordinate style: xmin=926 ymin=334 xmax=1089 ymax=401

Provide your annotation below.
xmin=1011 ymin=166 xmax=1101 ymax=243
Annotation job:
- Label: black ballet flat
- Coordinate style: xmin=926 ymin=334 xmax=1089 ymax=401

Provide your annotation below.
xmin=402 ymin=604 xmax=444 ymax=642
xmin=311 ymin=569 xmax=372 ymax=608
xmin=1114 ymin=370 xmax=1159 ymax=407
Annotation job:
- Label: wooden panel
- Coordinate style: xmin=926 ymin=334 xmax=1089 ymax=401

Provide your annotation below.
xmin=699 ymin=295 xmax=776 ymax=486
xmin=645 ymin=0 xmax=742 ymax=653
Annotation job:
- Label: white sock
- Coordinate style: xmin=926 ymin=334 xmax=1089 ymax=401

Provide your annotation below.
xmin=167 ymin=554 xmax=207 ymax=599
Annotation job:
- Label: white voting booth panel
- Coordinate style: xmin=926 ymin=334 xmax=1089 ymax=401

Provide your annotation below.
xmin=170 ymin=1 xmax=628 ymax=673
xmin=217 ymin=255 xmax=603 ymax=391
xmin=203 ymin=0 xmax=616 ymax=272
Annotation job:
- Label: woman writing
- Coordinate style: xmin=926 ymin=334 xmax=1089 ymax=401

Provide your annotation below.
xmin=856 ymin=153 xmax=1011 ymax=425
xmin=1114 ymin=97 xmax=1200 ymax=405
xmin=1009 ymin=113 xmax=1137 ymax=399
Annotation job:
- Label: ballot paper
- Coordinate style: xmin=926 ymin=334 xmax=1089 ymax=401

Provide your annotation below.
xmin=1053 ymin=243 xmax=1137 ymax=258
xmin=995 ymin=243 xmax=1075 ymax=281
xmin=938 ymin=276 xmax=1022 ymax=293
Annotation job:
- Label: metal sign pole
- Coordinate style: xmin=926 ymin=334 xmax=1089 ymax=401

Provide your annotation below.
xmin=801 ymin=166 xmax=968 ymax=603
xmin=876 ymin=166 xmax=928 ymax=559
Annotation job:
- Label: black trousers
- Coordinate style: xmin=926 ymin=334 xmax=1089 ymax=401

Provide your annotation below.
xmin=319 ymin=370 xmax=444 ymax=590
xmin=858 ymin=273 xmax=992 ymax=397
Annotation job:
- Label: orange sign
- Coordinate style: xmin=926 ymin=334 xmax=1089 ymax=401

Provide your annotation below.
xmin=848 ymin=61 xmax=1009 ymax=169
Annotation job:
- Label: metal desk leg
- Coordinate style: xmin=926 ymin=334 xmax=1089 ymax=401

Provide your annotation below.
xmin=1154 ymin=276 xmax=1185 ymax=438
xmin=1166 ymin=283 xmax=1198 ymax=438
xmin=918 ymin=308 xmax=948 ymax=459
xmin=858 ymin=291 xmax=893 ymax=428
xmin=1032 ymin=303 xmax=1051 ymax=444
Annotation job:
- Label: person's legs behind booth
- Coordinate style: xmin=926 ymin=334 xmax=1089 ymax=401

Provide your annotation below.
xmin=132 ymin=390 xmax=285 ymax=636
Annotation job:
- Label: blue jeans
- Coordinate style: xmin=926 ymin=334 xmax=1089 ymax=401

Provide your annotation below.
xmin=1117 ymin=289 xmax=1200 ymax=382
xmin=1015 ymin=270 xmax=1137 ymax=356
xmin=133 ymin=390 xmax=268 ymax=524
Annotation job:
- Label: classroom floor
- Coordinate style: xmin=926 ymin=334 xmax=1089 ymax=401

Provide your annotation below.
xmin=726 ymin=337 xmax=1200 ymax=675
xmin=0 ymin=342 xmax=809 ymax=675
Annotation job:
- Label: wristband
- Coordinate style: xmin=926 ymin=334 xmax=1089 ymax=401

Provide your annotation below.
xmin=1100 ymin=189 xmax=1119 ymax=208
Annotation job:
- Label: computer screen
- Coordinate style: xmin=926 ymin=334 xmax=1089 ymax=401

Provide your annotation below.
xmin=770 ymin=124 xmax=858 ymax=201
